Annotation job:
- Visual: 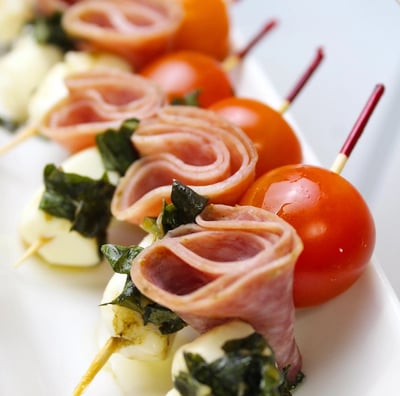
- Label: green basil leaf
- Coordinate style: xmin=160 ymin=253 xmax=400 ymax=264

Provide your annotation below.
xmin=102 ymin=244 xmax=186 ymax=335
xmin=0 ymin=117 xmax=20 ymax=132
xmin=174 ymin=371 xmax=212 ymax=396
xmin=108 ymin=276 xmax=145 ymax=313
xmin=39 ymin=164 xmax=115 ymax=246
xmin=29 ymin=11 xmax=76 ymax=51
xmin=171 ymin=89 xmax=201 ymax=107
xmin=101 ymin=244 xmax=143 ymax=274
xmin=162 ymin=180 xmax=208 ymax=233
xmin=174 ymin=333 xmax=303 ymax=396
xmin=143 ymin=303 xmax=187 ymax=334
xmin=39 ymin=190 xmax=75 ymax=221
xmin=95 ymin=118 xmax=140 ymax=175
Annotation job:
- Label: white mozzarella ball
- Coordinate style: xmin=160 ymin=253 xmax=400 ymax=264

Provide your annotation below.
xmin=61 ymin=146 xmax=119 ymax=184
xmin=100 ymin=272 xmax=172 ymax=361
xmin=18 ymin=147 xmax=117 ymax=266
xmin=19 ymin=189 xmax=100 ymax=266
xmin=171 ymin=321 xmax=255 ymax=378
xmin=0 ymin=33 xmax=63 ymax=122
xmin=0 ymin=0 xmax=33 ymax=45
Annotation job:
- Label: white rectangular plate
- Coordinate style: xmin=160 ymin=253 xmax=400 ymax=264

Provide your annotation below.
xmin=1 ymin=56 xmax=400 ymax=396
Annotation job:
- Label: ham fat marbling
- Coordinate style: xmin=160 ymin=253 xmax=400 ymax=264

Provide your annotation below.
xmin=112 ymin=105 xmax=258 ymax=224
xmin=40 ymin=68 xmax=166 ymax=152
xmin=131 ymin=204 xmax=303 ymax=381
xmin=61 ymin=0 xmax=183 ymax=68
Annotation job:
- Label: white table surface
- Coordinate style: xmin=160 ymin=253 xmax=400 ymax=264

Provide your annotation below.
xmin=232 ymin=0 xmax=400 ymax=298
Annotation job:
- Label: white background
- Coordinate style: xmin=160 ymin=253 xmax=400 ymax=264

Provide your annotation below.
xmin=231 ymin=0 xmax=400 ymax=297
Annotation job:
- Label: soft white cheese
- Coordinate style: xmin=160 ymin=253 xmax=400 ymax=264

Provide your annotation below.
xmin=18 ymin=147 xmax=118 ymax=266
xmin=100 ymin=272 xmax=173 ymax=361
xmin=0 ymin=0 xmax=33 ymax=45
xmin=170 ymin=320 xmax=255 ymax=380
xmin=0 ymin=33 xmax=63 ymax=122
xmin=98 ymin=241 xmax=198 ymax=394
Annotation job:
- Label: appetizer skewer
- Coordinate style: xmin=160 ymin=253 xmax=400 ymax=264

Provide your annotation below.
xmin=73 ymin=182 xmax=304 ymax=395
xmin=0 ymin=68 xmax=166 ymax=155
xmin=2 ymin=2 xmax=384 ymax=395
xmin=0 ymin=14 xmax=275 ymax=156
xmin=241 ymin=83 xmax=384 ymax=307
xmin=17 ymin=146 xmax=117 ymax=267
xmin=14 ymin=46 xmax=324 ymax=266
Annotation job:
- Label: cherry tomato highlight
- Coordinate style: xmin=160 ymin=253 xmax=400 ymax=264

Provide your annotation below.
xmin=140 ymin=51 xmax=234 ymax=107
xmin=173 ymin=0 xmax=230 ymax=60
xmin=209 ymin=97 xmax=302 ymax=177
xmin=240 ymin=164 xmax=375 ymax=307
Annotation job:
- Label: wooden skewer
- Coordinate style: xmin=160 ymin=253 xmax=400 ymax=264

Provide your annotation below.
xmin=222 ymin=19 xmax=278 ymax=72
xmin=278 ymin=47 xmax=325 ymax=114
xmin=13 ymin=237 xmax=53 ymax=268
xmin=0 ymin=124 xmax=38 ymax=156
xmin=330 ymin=84 xmax=385 ymax=174
xmin=73 ymin=337 xmax=125 ymax=396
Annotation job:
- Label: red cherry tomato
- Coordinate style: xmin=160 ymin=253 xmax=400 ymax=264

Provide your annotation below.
xmin=173 ymin=0 xmax=230 ymax=60
xmin=240 ymin=164 xmax=375 ymax=307
xmin=209 ymin=97 xmax=302 ymax=177
xmin=139 ymin=51 xmax=234 ymax=107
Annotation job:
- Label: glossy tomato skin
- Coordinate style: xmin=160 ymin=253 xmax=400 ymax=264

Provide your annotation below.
xmin=209 ymin=97 xmax=302 ymax=177
xmin=173 ymin=0 xmax=230 ymax=60
xmin=240 ymin=164 xmax=376 ymax=307
xmin=139 ymin=51 xmax=234 ymax=107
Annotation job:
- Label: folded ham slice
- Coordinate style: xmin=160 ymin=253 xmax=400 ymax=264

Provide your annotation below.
xmin=62 ymin=0 xmax=184 ymax=69
xmin=35 ymin=0 xmax=81 ymax=15
xmin=131 ymin=204 xmax=303 ymax=382
xmin=111 ymin=105 xmax=258 ymax=224
xmin=39 ymin=68 xmax=166 ymax=152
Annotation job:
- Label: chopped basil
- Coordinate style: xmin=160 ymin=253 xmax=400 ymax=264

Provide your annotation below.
xmin=101 ymin=244 xmax=143 ymax=274
xmin=162 ymin=180 xmax=209 ymax=233
xmin=171 ymin=89 xmax=201 ymax=107
xmin=174 ymin=333 xmax=304 ymax=396
xmin=142 ymin=180 xmax=208 ymax=237
xmin=39 ymin=164 xmax=115 ymax=247
xmin=101 ymin=244 xmax=186 ymax=334
xmin=0 ymin=117 xmax=20 ymax=132
xmin=29 ymin=12 xmax=76 ymax=51
xmin=95 ymin=118 xmax=140 ymax=176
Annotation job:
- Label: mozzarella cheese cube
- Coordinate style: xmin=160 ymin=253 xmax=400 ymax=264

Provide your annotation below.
xmin=100 ymin=272 xmax=173 ymax=361
xmin=18 ymin=147 xmax=117 ymax=266
xmin=0 ymin=33 xmax=63 ymax=122
xmin=170 ymin=321 xmax=255 ymax=381
xmin=0 ymin=0 xmax=33 ymax=45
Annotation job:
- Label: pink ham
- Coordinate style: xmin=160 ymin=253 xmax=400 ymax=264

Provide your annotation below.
xmin=62 ymin=0 xmax=183 ymax=69
xmin=39 ymin=68 xmax=166 ymax=152
xmin=35 ymin=0 xmax=82 ymax=15
xmin=111 ymin=105 xmax=258 ymax=224
xmin=131 ymin=204 xmax=303 ymax=382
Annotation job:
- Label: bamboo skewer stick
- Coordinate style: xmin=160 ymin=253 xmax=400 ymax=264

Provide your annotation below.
xmin=13 ymin=237 xmax=53 ymax=268
xmin=330 ymin=84 xmax=385 ymax=174
xmin=222 ymin=19 xmax=278 ymax=71
xmin=278 ymin=47 xmax=325 ymax=114
xmin=0 ymin=124 xmax=38 ymax=156
xmin=73 ymin=337 xmax=125 ymax=396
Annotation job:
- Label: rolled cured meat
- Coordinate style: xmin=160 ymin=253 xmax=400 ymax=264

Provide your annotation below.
xmin=39 ymin=68 xmax=166 ymax=152
xmin=111 ymin=105 xmax=258 ymax=224
xmin=131 ymin=204 xmax=303 ymax=382
xmin=35 ymin=0 xmax=82 ymax=15
xmin=62 ymin=0 xmax=184 ymax=68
